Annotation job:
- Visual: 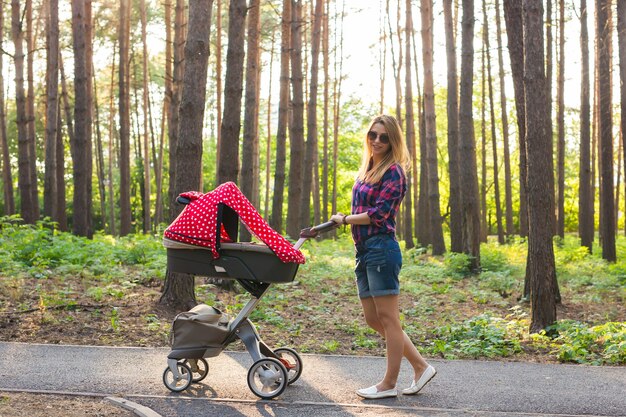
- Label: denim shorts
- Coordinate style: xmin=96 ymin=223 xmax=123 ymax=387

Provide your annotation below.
xmin=354 ymin=234 xmax=402 ymax=299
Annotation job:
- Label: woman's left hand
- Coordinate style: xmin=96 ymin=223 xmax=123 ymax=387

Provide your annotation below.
xmin=330 ymin=213 xmax=345 ymax=225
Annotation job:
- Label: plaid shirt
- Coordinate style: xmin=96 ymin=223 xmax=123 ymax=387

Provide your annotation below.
xmin=351 ymin=163 xmax=407 ymax=245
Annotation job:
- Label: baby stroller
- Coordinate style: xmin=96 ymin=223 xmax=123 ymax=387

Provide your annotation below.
xmin=161 ymin=182 xmax=335 ymax=399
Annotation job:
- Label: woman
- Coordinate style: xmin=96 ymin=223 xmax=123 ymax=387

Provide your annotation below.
xmin=330 ymin=115 xmax=436 ymax=399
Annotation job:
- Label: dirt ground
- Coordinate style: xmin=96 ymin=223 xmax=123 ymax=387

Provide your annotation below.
xmin=0 ymin=392 xmax=134 ymax=417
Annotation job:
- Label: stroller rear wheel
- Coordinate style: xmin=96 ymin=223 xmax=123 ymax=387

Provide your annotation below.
xmin=274 ymin=347 xmax=302 ymax=385
xmin=163 ymin=361 xmax=192 ymax=392
xmin=180 ymin=358 xmax=209 ymax=383
xmin=247 ymin=357 xmax=289 ymax=399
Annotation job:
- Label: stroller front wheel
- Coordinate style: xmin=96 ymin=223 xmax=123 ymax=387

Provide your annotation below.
xmin=274 ymin=347 xmax=303 ymax=385
xmin=163 ymin=362 xmax=192 ymax=392
xmin=247 ymin=357 xmax=289 ymax=400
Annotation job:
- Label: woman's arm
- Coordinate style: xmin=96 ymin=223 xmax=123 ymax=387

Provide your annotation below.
xmin=330 ymin=211 xmax=371 ymax=226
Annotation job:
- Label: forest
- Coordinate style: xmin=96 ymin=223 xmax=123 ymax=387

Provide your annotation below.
xmin=0 ymin=0 xmax=624 ymax=335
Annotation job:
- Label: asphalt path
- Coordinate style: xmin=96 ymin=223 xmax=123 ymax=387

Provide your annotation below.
xmin=0 ymin=342 xmax=624 ymax=417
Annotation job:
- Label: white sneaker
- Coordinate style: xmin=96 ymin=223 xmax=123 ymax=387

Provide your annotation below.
xmin=402 ymin=365 xmax=436 ymax=395
xmin=356 ymin=384 xmax=398 ymax=399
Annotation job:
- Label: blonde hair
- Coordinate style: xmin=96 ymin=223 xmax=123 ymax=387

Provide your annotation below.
xmin=356 ymin=115 xmax=411 ymax=184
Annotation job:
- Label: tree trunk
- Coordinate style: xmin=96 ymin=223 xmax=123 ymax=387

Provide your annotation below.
xmin=579 ymin=0 xmax=593 ymax=251
xmin=484 ymin=0 xmax=504 ymax=244
xmin=287 ymin=0 xmax=305 ymax=239
xmin=270 ymin=0 xmax=291 ymax=234
xmin=556 ymin=0 xmax=565 ymax=238
xmin=0 ymin=4 xmax=13 ymax=216
xmin=523 ymin=0 xmax=558 ymax=332
xmin=43 ymin=0 xmax=59 ymax=222
xmin=545 ymin=0 xmax=556 ymax=237
xmin=168 ymin=0 xmax=187 ymax=221
xmin=140 ymin=0 xmax=151 ymax=233
xmin=215 ymin=0 xmax=222 ymax=180
xmin=299 ymin=0 xmax=323 ymax=231
xmin=118 ymin=0 xmax=131 ymax=235
xmin=55 ymin=101 xmax=67 ymax=231
xmin=264 ymin=31 xmax=276 ymax=220
xmin=92 ymin=69 xmax=107 ymax=231
xmin=217 ymin=0 xmax=246 ymax=188
xmin=12 ymin=0 xmax=36 ymax=224
xmin=240 ymin=0 xmax=261 ymax=242
xmin=26 ymin=0 xmax=39 ymax=220
xmin=458 ymin=0 xmax=480 ymax=270
xmin=417 ymin=106 xmax=431 ymax=247
xmin=597 ymin=0 xmax=615 ymax=261
xmin=444 ymin=0 xmax=461 ymax=252
xmin=480 ymin=43 xmax=488 ymax=241
xmin=494 ymin=0 xmax=513 ymax=238
xmin=503 ymin=0 xmax=528 ymax=237
xmin=71 ymin=0 xmax=93 ymax=237
xmin=331 ymin=0 xmax=345 ymax=238
xmin=161 ymin=0 xmax=214 ymax=311
xmin=618 ymin=0 xmax=626 ymax=238
xmin=401 ymin=0 xmax=415 ymax=249
xmin=322 ymin=0 xmax=330 ymax=223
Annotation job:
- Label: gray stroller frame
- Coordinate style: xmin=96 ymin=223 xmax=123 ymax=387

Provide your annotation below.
xmin=162 ymin=203 xmax=335 ymax=399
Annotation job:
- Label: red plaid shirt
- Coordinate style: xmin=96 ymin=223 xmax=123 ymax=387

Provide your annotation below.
xmin=351 ymin=163 xmax=407 ymax=245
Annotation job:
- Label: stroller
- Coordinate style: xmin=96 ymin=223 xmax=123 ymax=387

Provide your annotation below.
xmin=161 ymin=182 xmax=335 ymax=399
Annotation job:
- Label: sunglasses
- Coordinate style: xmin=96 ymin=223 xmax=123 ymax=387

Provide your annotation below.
xmin=367 ymin=131 xmax=390 ymax=144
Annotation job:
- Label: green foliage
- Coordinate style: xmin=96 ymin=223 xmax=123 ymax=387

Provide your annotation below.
xmin=546 ymin=321 xmax=626 ymax=365
xmin=430 ymin=314 xmax=524 ymax=359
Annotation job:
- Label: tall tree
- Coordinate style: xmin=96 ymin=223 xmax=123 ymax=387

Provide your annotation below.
xmin=484 ymin=0 xmax=504 ymax=244
xmin=300 ymin=0 xmax=323 ymax=230
xmin=0 ymin=3 xmax=14 ymax=216
xmin=618 ymin=0 xmax=626 ymax=239
xmin=403 ymin=0 xmax=415 ymax=249
xmin=44 ymin=0 xmax=59 ymax=222
xmin=12 ymin=0 xmax=37 ymax=224
xmin=458 ymin=0 xmax=480 ymax=270
xmin=167 ymin=0 xmax=187 ymax=220
xmin=118 ymin=0 xmax=131 ymax=235
xmin=140 ymin=0 xmax=152 ymax=233
xmin=25 ymin=0 xmax=38 ymax=219
xmin=503 ymin=0 xmax=528 ymax=237
xmin=579 ymin=0 xmax=593 ymax=251
xmin=523 ymin=0 xmax=557 ymax=332
xmin=495 ymin=0 xmax=513 ymax=238
xmin=215 ymin=0 xmax=223 ymax=178
xmin=597 ymin=0 xmax=615 ymax=261
xmin=444 ymin=0 xmax=462 ymax=252
xmin=270 ymin=0 xmax=291 ymax=233
xmin=160 ymin=0 xmax=214 ymax=311
xmin=71 ymin=0 xmax=93 ymax=237
xmin=240 ymin=0 xmax=262 ymax=242
xmin=556 ymin=0 xmax=565 ymax=238
xmin=286 ymin=0 xmax=305 ymax=239
xmin=217 ymin=0 xmax=247 ymax=188
xmin=322 ymin=0 xmax=330 ymax=222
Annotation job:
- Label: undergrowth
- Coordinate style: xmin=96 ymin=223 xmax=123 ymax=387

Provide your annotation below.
xmin=0 ymin=217 xmax=624 ymax=365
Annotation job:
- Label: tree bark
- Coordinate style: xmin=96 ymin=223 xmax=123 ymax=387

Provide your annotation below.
xmin=618 ymin=0 xmax=626 ymax=239
xmin=0 ymin=1 xmax=13 ymax=215
xmin=25 ymin=0 xmax=39 ymax=220
xmin=43 ymin=0 xmax=59 ymax=222
xmin=458 ymin=0 xmax=480 ymax=270
xmin=579 ymin=0 xmax=593 ymax=251
xmin=161 ymin=0 xmax=214 ymax=311
xmin=597 ymin=0 xmax=615 ymax=261
xmin=523 ymin=0 xmax=558 ymax=332
xmin=495 ymin=0 xmax=513 ymax=238
xmin=286 ymin=0 xmax=305 ymax=239
xmin=300 ymin=0 xmax=323 ymax=231
xmin=556 ymin=0 xmax=565 ymax=238
xmin=403 ymin=0 xmax=415 ymax=249
xmin=217 ymin=0 xmax=246 ymax=188
xmin=118 ymin=0 xmax=131 ymax=235
xmin=444 ymin=0 xmax=462 ymax=252
xmin=240 ymin=0 xmax=261 ymax=242
xmin=503 ymin=0 xmax=528 ymax=237
xmin=270 ymin=0 xmax=291 ymax=234
xmin=12 ymin=0 xmax=36 ymax=224
xmin=484 ymin=0 xmax=504 ymax=244
xmin=140 ymin=0 xmax=151 ymax=233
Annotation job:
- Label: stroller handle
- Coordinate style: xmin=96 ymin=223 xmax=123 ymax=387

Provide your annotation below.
xmin=299 ymin=221 xmax=338 ymax=239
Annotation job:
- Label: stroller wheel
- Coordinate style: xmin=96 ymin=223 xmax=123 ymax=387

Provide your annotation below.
xmin=181 ymin=358 xmax=209 ymax=383
xmin=163 ymin=362 xmax=192 ymax=392
xmin=247 ymin=357 xmax=289 ymax=400
xmin=274 ymin=347 xmax=303 ymax=385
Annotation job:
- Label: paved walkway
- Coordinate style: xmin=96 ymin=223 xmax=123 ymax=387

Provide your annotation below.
xmin=0 ymin=342 xmax=624 ymax=417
